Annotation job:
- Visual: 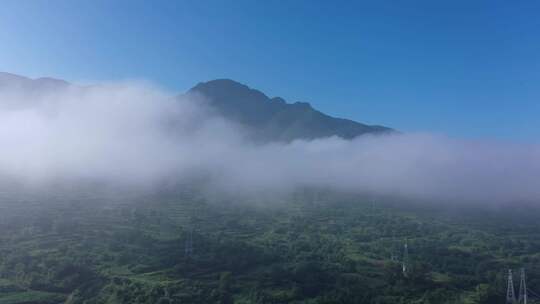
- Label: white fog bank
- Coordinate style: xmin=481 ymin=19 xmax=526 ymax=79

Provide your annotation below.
xmin=1 ymin=81 xmax=539 ymax=204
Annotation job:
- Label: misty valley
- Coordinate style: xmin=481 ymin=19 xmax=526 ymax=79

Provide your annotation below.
xmin=1 ymin=187 xmax=540 ymax=304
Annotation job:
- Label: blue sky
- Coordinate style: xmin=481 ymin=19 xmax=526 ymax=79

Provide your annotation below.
xmin=1 ymin=0 xmax=539 ymax=141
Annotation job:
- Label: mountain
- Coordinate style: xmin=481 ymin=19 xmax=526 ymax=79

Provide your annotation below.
xmin=0 ymin=72 xmax=392 ymax=141
xmin=187 ymin=79 xmax=392 ymax=142
xmin=0 ymin=72 xmax=69 ymax=91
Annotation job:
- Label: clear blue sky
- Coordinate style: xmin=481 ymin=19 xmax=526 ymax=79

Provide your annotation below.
xmin=1 ymin=0 xmax=539 ymax=141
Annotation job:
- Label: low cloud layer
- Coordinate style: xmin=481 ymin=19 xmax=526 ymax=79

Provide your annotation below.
xmin=1 ymin=81 xmax=539 ymax=204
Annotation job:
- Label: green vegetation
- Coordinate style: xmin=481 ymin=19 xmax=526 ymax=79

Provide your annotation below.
xmin=0 ymin=190 xmax=539 ymax=303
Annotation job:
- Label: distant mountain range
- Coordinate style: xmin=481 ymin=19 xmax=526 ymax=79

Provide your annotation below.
xmin=0 ymin=72 xmax=392 ymax=141
xmin=0 ymin=72 xmax=69 ymax=91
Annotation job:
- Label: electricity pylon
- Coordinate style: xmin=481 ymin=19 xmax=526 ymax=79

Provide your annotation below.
xmin=507 ymin=269 xmax=517 ymax=304
xmin=402 ymin=241 xmax=409 ymax=275
xmin=518 ymin=268 xmax=527 ymax=304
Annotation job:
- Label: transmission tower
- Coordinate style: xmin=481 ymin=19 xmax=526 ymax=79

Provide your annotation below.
xmin=389 ymin=232 xmax=399 ymax=262
xmin=390 ymin=241 xmax=397 ymax=262
xmin=390 ymin=252 xmax=398 ymax=262
xmin=184 ymin=227 xmax=194 ymax=257
xmin=507 ymin=269 xmax=517 ymax=304
xmin=402 ymin=241 xmax=409 ymax=275
xmin=518 ymin=268 xmax=528 ymax=304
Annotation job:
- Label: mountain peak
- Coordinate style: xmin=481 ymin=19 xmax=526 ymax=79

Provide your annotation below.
xmin=196 ymin=78 xmax=245 ymax=86
xmin=187 ymin=78 xmax=392 ymax=141
xmin=189 ymin=79 xmax=270 ymax=104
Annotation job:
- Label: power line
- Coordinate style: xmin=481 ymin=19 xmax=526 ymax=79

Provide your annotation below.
xmin=526 ymin=288 xmax=540 ymax=299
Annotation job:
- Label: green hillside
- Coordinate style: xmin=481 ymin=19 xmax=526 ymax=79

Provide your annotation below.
xmin=1 ymin=190 xmax=538 ymax=303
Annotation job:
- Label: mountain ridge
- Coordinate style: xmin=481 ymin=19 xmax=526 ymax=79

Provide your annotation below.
xmin=0 ymin=72 xmax=393 ymax=141
xmin=0 ymin=72 xmax=69 ymax=89
xmin=187 ymin=78 xmax=393 ymax=141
